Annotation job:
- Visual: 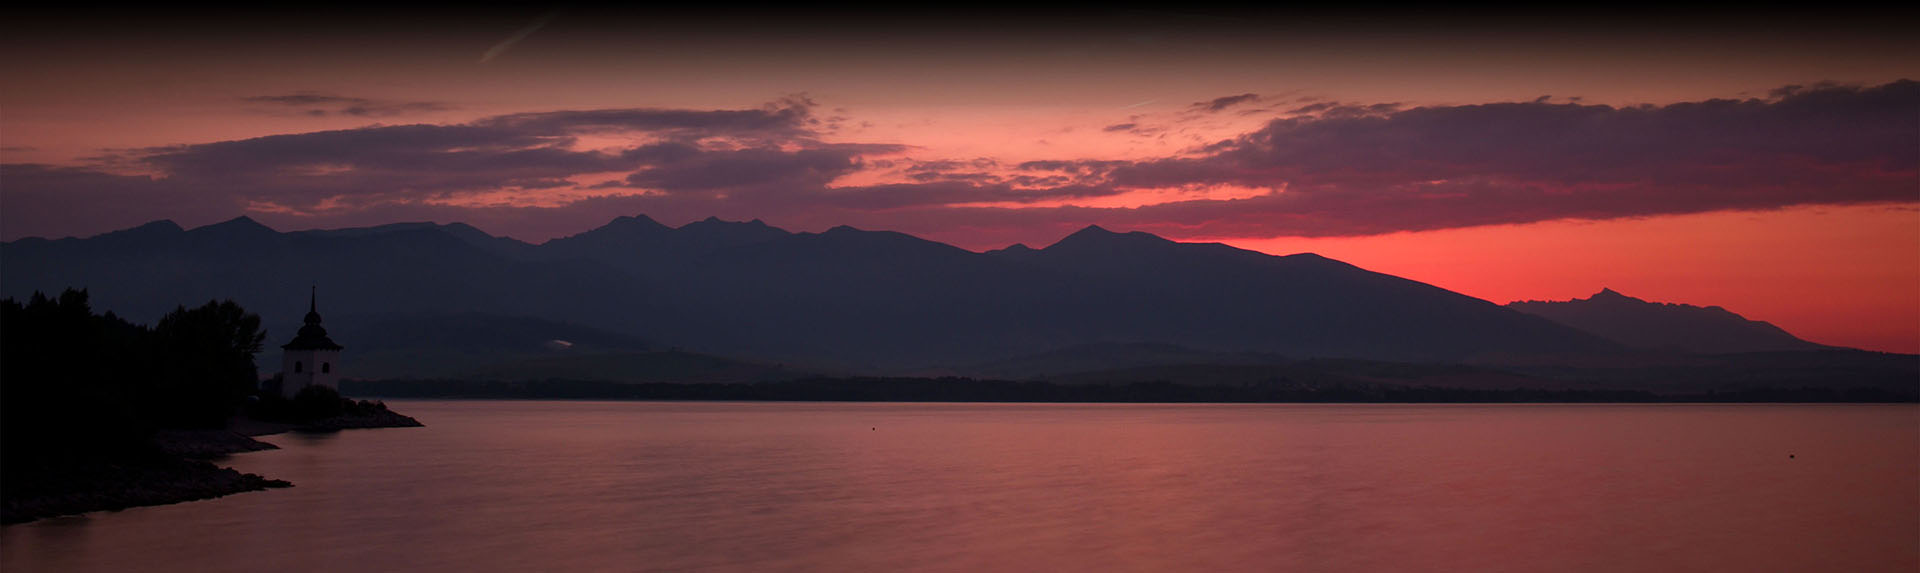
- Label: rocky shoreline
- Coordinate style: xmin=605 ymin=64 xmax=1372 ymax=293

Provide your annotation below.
xmin=154 ymin=428 xmax=282 ymax=458
xmin=224 ymin=408 xmax=425 ymax=437
xmin=1 ymin=456 xmax=293 ymax=525
xmin=288 ymin=409 xmax=426 ymax=433
xmin=1 ymin=409 xmax=423 ymax=525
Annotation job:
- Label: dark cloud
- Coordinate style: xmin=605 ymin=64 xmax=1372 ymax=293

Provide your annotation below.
xmin=6 ymin=81 xmax=1915 ymax=243
xmin=480 ymin=96 xmax=820 ymax=140
xmin=1016 ymin=159 xmax=1130 ymax=175
xmin=1027 ymin=80 xmax=1919 ymax=237
xmin=137 ymin=123 xmax=631 ymax=208
xmin=897 ymin=158 xmax=1002 ymax=183
xmin=4 ymin=95 xmax=1042 ymax=239
xmin=243 ymin=92 xmax=453 ymax=117
xmin=0 ymin=98 xmax=873 ymax=238
xmin=795 ymin=182 xmax=1116 ymax=210
xmin=622 ymin=144 xmax=905 ymax=194
xmin=1098 ymin=120 xmax=1168 ymax=137
xmin=131 ymin=98 xmax=836 ymax=208
xmin=1283 ymin=101 xmax=1402 ymax=118
xmin=1192 ymin=93 xmax=1260 ymax=112
xmin=1287 ymin=102 xmax=1336 ymax=115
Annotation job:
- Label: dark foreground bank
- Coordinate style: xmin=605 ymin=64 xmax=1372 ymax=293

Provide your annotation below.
xmin=1 ymin=451 xmax=292 ymax=525
xmin=346 ymin=377 xmax=1919 ymax=403
xmin=1 ymin=291 xmax=426 ymax=525
xmin=1 ymin=399 xmax=422 ymax=525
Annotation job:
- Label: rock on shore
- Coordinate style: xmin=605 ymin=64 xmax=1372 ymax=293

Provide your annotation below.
xmin=1 ymin=456 xmax=290 ymax=525
xmin=154 ymin=429 xmax=280 ymax=458
xmin=3 ymin=406 xmax=422 ymax=525
xmin=294 ymin=408 xmax=425 ymax=432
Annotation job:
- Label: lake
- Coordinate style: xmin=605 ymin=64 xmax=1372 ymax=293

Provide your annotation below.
xmin=3 ymin=402 xmax=1915 ymax=571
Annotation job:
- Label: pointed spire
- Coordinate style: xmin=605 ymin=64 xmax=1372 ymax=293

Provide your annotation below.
xmin=304 ymin=284 xmax=323 ymax=325
xmin=286 ymin=284 xmax=342 ymax=351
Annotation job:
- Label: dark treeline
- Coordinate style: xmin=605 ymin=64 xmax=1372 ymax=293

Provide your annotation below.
xmin=344 ymin=377 xmax=1918 ymax=403
xmin=2 ymin=289 xmax=425 ymax=524
xmin=1 ymin=289 xmax=264 ymax=471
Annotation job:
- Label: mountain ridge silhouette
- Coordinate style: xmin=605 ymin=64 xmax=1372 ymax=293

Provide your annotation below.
xmin=1507 ymin=288 xmax=1829 ymax=354
xmin=6 ymin=215 xmax=1643 ymax=374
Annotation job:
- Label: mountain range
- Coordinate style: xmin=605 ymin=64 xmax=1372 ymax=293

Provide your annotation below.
xmin=1507 ymin=288 xmax=1829 ymax=354
xmin=1 ymin=215 xmax=1900 ymax=391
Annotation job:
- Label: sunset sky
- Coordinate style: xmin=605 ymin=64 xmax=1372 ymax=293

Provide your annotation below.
xmin=3 ymin=7 xmax=1916 ymax=352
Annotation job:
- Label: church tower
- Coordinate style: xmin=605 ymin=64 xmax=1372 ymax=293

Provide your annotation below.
xmin=278 ymin=287 xmax=344 ymax=398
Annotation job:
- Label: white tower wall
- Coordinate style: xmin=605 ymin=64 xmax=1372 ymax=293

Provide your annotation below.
xmin=280 ymin=348 xmax=342 ymax=398
xmin=277 ymin=287 xmax=345 ymax=398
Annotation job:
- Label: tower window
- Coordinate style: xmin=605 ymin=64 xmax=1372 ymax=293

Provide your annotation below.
xmin=294 ymin=361 xmax=304 ymax=373
xmin=321 ymin=362 xmax=331 ymax=373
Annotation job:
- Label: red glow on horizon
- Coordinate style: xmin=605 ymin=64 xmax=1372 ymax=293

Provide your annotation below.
xmin=1224 ymin=206 xmax=1920 ymax=354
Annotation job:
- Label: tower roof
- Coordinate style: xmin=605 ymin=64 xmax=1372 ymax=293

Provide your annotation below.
xmin=283 ymin=286 xmax=343 ymax=351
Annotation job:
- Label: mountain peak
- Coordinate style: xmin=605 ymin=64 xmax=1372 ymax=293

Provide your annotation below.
xmin=1586 ymin=288 xmax=1644 ymax=303
xmin=984 ymin=243 xmax=1038 ymax=258
xmin=578 ymin=214 xmax=670 ymax=237
xmin=113 ymin=219 xmax=184 ymax=235
xmin=82 ymin=219 xmax=185 ymax=242
xmin=673 ymin=216 xmax=792 ymax=249
xmin=440 ymin=222 xmax=484 ymax=234
xmin=192 ymin=215 xmax=277 ymax=235
xmin=542 ymin=214 xmax=670 ymax=248
xmin=136 ymin=219 xmax=184 ymax=232
xmin=681 ymin=216 xmax=768 ymax=230
xmin=1045 ymin=224 xmax=1173 ymax=251
xmin=1508 ymin=289 xmax=1826 ymax=353
xmin=608 ymin=214 xmax=667 ymax=228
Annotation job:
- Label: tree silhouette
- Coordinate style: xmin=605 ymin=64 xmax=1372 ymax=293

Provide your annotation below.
xmin=1 ymin=289 xmax=153 ymax=466
xmin=1 ymin=289 xmax=269 ymax=469
xmin=151 ymin=300 xmax=266 ymax=427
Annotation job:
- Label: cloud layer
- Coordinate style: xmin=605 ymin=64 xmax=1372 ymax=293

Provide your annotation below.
xmin=1074 ymin=79 xmax=1918 ymax=236
xmin=4 ymin=81 xmax=1914 ymax=244
xmin=242 ymin=92 xmax=454 ymax=118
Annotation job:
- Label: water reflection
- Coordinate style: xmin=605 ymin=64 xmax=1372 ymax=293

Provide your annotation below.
xmin=283 ymin=430 xmax=341 ymax=444
xmin=3 ymin=402 xmax=1915 ymax=572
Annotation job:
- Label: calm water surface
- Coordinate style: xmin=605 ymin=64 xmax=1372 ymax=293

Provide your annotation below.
xmin=4 ymin=402 xmax=1916 ymax=572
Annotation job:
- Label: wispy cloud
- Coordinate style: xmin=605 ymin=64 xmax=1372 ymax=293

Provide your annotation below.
xmin=242 ymin=92 xmax=453 ymax=117
xmin=1190 ymin=93 xmax=1260 ymax=112
xmin=480 ymin=11 xmax=560 ymax=64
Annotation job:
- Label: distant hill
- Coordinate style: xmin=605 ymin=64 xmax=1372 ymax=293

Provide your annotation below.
xmin=1042 ymin=359 xmax=1572 ymax=390
xmin=3 ymin=215 xmax=1622 ymax=374
xmin=1507 ymin=288 xmax=1829 ymax=354
xmin=332 ymin=312 xmax=653 ymax=379
xmin=960 ymin=342 xmax=1290 ymax=380
xmin=457 ymin=350 xmax=812 ymax=385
